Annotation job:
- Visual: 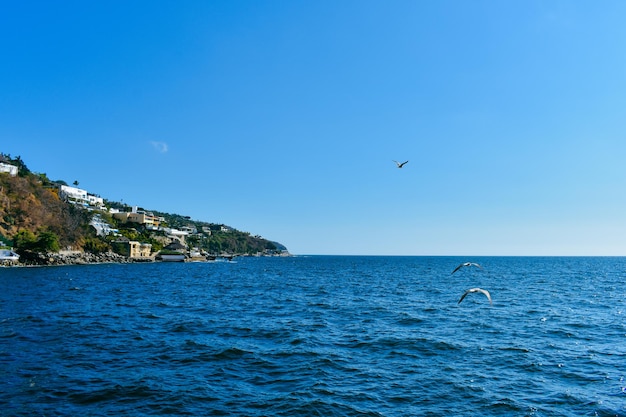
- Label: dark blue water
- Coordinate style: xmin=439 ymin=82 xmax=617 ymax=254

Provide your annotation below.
xmin=1 ymin=256 xmax=625 ymax=416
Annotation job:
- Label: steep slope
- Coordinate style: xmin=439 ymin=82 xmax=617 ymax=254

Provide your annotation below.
xmin=0 ymin=172 xmax=91 ymax=249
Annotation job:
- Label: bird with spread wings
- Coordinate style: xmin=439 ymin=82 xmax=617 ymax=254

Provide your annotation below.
xmin=451 ymin=262 xmax=482 ymax=275
xmin=458 ymin=288 xmax=492 ymax=305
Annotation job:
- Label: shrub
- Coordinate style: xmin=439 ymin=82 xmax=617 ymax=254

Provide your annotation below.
xmin=14 ymin=229 xmax=60 ymax=252
xmin=83 ymin=237 xmax=110 ymax=254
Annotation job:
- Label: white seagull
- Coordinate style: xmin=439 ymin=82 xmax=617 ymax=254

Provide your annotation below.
xmin=451 ymin=262 xmax=482 ymax=275
xmin=458 ymin=288 xmax=492 ymax=305
xmin=393 ymin=160 xmax=409 ymax=168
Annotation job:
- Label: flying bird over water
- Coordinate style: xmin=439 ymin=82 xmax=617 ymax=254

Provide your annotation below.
xmin=451 ymin=262 xmax=482 ymax=275
xmin=458 ymin=288 xmax=492 ymax=305
xmin=393 ymin=160 xmax=409 ymax=168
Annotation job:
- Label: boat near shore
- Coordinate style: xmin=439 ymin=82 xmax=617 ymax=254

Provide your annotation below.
xmin=206 ymin=254 xmax=237 ymax=262
xmin=0 ymin=249 xmax=20 ymax=265
xmin=158 ymin=253 xmax=186 ymax=262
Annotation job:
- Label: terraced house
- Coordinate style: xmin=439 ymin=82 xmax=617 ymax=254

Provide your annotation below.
xmin=58 ymin=184 xmax=104 ymax=209
xmin=112 ymin=207 xmax=162 ymax=229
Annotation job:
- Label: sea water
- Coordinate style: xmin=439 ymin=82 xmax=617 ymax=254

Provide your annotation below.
xmin=1 ymin=256 xmax=625 ymax=416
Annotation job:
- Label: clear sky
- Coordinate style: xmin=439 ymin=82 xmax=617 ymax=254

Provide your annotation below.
xmin=2 ymin=1 xmax=626 ymax=256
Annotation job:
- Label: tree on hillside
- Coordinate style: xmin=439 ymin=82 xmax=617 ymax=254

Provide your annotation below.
xmin=13 ymin=228 xmax=60 ymax=252
xmin=35 ymin=230 xmax=60 ymax=252
xmin=13 ymin=229 xmax=37 ymax=250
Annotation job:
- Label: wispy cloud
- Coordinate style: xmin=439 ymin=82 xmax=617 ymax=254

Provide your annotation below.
xmin=150 ymin=141 xmax=169 ymax=153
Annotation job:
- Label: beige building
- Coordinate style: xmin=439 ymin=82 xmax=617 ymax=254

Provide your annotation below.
xmin=129 ymin=241 xmax=152 ymax=258
xmin=113 ymin=211 xmax=161 ymax=228
xmin=112 ymin=238 xmax=152 ymax=258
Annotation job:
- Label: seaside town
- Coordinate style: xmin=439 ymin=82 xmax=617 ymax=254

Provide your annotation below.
xmin=0 ymin=158 xmax=289 ymax=266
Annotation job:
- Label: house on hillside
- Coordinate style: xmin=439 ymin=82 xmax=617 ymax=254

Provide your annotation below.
xmin=0 ymin=163 xmax=18 ymax=177
xmin=58 ymin=185 xmax=104 ymax=209
xmin=59 ymin=185 xmax=88 ymax=203
xmin=161 ymin=227 xmax=189 ymax=244
xmin=180 ymin=225 xmax=197 ymax=234
xmin=113 ymin=208 xmax=161 ymax=228
xmin=87 ymin=194 xmax=104 ymax=208
xmin=112 ymin=237 xmax=152 ymax=259
xmin=90 ymin=215 xmax=119 ymax=237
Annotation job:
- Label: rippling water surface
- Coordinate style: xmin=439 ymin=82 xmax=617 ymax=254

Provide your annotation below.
xmin=1 ymin=256 xmax=625 ymax=416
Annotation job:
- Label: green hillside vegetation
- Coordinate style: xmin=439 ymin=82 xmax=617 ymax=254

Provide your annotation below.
xmin=119 ymin=206 xmax=280 ymax=255
xmin=0 ymin=153 xmax=286 ymax=257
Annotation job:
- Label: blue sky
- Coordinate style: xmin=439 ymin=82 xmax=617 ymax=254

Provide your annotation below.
xmin=2 ymin=1 xmax=626 ymax=255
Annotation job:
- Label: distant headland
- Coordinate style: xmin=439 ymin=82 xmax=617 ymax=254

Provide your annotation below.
xmin=0 ymin=153 xmax=290 ymax=266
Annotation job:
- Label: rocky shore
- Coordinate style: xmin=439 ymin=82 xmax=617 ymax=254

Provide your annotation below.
xmin=5 ymin=250 xmax=291 ymax=266
xmin=14 ymin=250 xmax=155 ymax=266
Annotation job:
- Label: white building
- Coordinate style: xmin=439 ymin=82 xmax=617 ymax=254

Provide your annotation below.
xmin=90 ymin=215 xmax=118 ymax=236
xmin=87 ymin=194 xmax=104 ymax=208
xmin=162 ymin=227 xmax=189 ymax=244
xmin=181 ymin=225 xmax=197 ymax=234
xmin=0 ymin=163 xmax=18 ymax=177
xmin=59 ymin=185 xmax=88 ymax=203
xmin=59 ymin=185 xmax=104 ymax=208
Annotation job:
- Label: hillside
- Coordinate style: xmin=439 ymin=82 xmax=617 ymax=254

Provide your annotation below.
xmin=0 ymin=154 xmax=288 ymax=257
xmin=0 ymin=157 xmax=91 ymax=251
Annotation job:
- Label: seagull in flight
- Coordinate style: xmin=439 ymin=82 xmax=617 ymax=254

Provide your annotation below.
xmin=458 ymin=288 xmax=492 ymax=305
xmin=393 ymin=160 xmax=409 ymax=168
xmin=451 ymin=262 xmax=482 ymax=275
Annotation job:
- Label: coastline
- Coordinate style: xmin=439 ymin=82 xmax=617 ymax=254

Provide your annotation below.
xmin=7 ymin=250 xmax=154 ymax=267
xmin=5 ymin=250 xmax=291 ymax=267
